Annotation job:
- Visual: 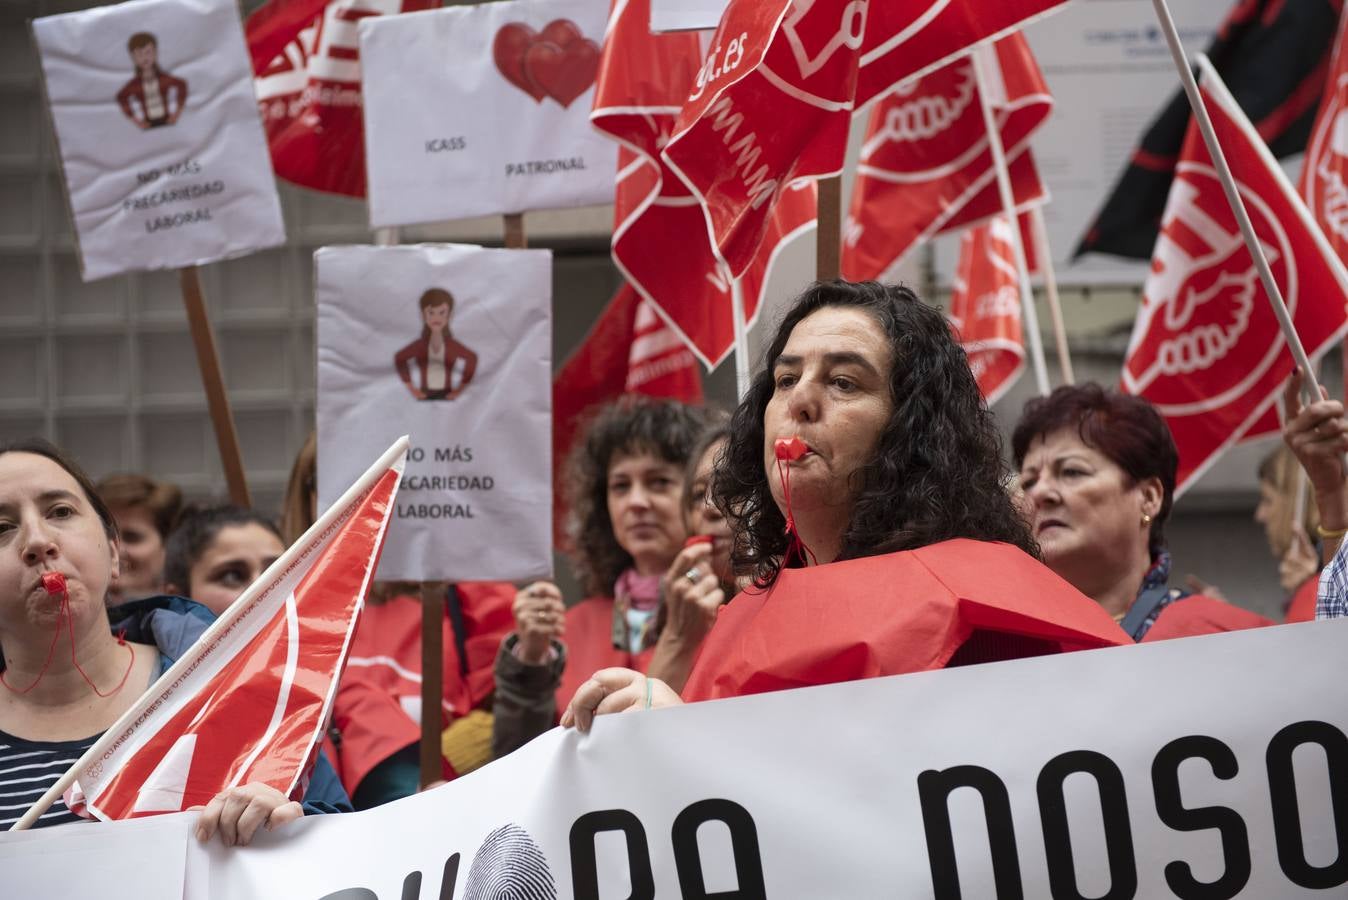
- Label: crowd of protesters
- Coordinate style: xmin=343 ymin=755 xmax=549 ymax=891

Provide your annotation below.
xmin=2 ymin=280 xmax=1344 ymax=845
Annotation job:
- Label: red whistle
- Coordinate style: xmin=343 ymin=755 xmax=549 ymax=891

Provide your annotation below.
xmin=40 ymin=572 xmax=67 ymax=596
xmin=774 ymin=437 xmax=809 ymax=461
xmin=684 ymin=534 xmax=714 ymax=548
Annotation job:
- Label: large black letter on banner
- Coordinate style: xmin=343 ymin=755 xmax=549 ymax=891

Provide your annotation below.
xmin=917 ymin=765 xmax=1023 ymax=899
xmin=1151 ymin=736 xmax=1250 ymax=899
xmin=1266 ymin=721 xmax=1348 ymax=889
xmin=1037 ymin=750 xmax=1137 ymax=900
xmin=570 ymin=809 xmax=656 ymax=900
xmin=670 ymin=799 xmax=768 ymax=900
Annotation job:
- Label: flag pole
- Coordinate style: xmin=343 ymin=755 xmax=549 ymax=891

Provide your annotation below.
xmin=181 ymin=266 xmax=251 ymax=506
xmin=730 ymin=270 xmax=751 ymax=399
xmin=971 ymin=47 xmax=1051 ymax=396
xmin=1148 ymin=0 xmax=1321 ymax=400
xmin=816 ymin=175 xmax=842 ymax=280
xmin=10 ymin=436 xmax=410 ymax=831
xmin=1028 ymin=206 xmax=1075 ymax=384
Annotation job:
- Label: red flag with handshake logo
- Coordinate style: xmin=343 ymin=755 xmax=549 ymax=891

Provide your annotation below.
xmin=45 ymin=440 xmax=407 ymax=823
xmin=593 ymin=0 xmax=815 ymax=367
xmin=661 ymin=0 xmax=1070 ymax=276
xmin=247 ymin=0 xmax=436 ymax=197
xmin=1123 ymin=56 xmax=1348 ymax=495
xmin=842 ymin=33 xmax=1049 ymax=281
xmin=949 ymin=215 xmax=1027 ymax=406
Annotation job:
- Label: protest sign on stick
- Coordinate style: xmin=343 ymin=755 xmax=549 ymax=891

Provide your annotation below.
xmin=359 ymin=0 xmax=615 ymax=228
xmin=316 ymin=244 xmax=553 ymax=584
xmin=33 ymin=0 xmax=290 ymax=504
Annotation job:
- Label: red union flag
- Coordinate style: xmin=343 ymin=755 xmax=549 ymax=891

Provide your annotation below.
xmin=661 ymin=0 xmax=1069 ymax=276
xmin=595 ymin=0 xmax=816 ymax=366
xmin=842 ymin=35 xmax=1049 ymax=281
xmin=1301 ymin=9 xmax=1348 ymax=266
xmin=660 ymin=0 xmax=854 ymax=276
xmin=64 ymin=439 xmax=407 ymax=821
xmin=949 ymin=215 xmax=1026 ymax=405
xmin=247 ymin=0 xmax=436 ymax=197
xmin=1123 ymin=56 xmax=1348 ymax=494
xmin=551 ymin=284 xmax=703 ymax=545
xmin=855 ymin=0 xmax=1070 ymax=107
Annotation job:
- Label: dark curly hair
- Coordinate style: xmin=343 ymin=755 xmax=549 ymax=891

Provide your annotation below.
xmin=713 ymin=280 xmax=1037 ymax=587
xmin=1012 ymin=383 xmax=1177 ymax=557
xmin=566 ymin=397 xmax=708 ymax=597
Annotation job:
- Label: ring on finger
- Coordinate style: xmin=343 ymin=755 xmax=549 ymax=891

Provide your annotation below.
xmin=684 ymin=567 xmax=701 ymax=583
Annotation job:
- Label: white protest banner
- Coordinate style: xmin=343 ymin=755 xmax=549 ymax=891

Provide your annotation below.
xmin=3 ymin=619 xmax=1327 ymax=897
xmin=316 ymin=244 xmax=552 ymax=583
xmin=650 ymin=0 xmax=725 ymax=32
xmin=359 ymin=0 xmax=616 ymax=228
xmin=33 ymin=0 xmax=285 ymax=282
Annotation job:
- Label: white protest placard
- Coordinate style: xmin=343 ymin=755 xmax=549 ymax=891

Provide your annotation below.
xmin=359 ymin=0 xmax=617 ymax=228
xmin=32 ymin=0 xmax=285 ymax=283
xmin=4 ymin=620 xmax=1329 ymax=897
xmin=651 ymin=0 xmax=725 ymax=32
xmin=316 ymin=244 xmax=552 ymax=583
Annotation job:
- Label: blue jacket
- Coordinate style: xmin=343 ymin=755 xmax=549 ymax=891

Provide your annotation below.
xmin=109 ymin=596 xmax=352 ymax=816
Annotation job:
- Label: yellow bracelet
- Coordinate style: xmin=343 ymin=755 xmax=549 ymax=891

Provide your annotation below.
xmin=1316 ymin=523 xmax=1348 ymax=540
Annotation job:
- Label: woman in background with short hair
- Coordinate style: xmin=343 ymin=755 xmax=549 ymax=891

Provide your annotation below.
xmin=95 ymin=472 xmax=182 ymax=604
xmin=1015 ymin=383 xmax=1272 ymax=641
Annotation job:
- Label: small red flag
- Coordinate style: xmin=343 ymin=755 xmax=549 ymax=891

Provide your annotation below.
xmin=843 ymin=35 xmax=1049 ymax=281
xmin=1122 ymin=56 xmax=1348 ymax=494
xmin=551 ymin=284 xmax=704 ymax=546
xmin=65 ymin=440 xmax=406 ymax=821
xmin=949 ymin=215 xmax=1027 ymax=406
xmin=247 ymin=0 xmax=437 ymax=197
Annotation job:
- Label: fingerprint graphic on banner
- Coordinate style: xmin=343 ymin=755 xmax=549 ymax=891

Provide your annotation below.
xmin=463 ymin=824 xmax=557 ymax=899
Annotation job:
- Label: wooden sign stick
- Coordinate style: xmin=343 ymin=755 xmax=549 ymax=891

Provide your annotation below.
xmin=180 ymin=265 xmax=250 ymax=506
xmin=816 ymin=175 xmax=842 ymax=280
xmin=419 ymin=580 xmax=446 ymax=789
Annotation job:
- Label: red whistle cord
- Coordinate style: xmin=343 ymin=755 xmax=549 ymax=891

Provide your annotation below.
xmin=0 ymin=578 xmax=134 ymax=697
xmin=775 ymin=455 xmax=817 ymax=568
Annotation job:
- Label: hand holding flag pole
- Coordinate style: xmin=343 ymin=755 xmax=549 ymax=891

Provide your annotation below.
xmin=971 ymin=47 xmax=1051 ymax=396
xmin=1148 ymin=0 xmax=1321 ymax=402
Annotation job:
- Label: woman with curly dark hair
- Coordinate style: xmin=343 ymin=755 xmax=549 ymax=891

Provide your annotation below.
xmin=1014 ymin=383 xmax=1272 ymax=641
xmin=492 ymin=397 xmax=707 ymax=756
xmin=564 ymin=282 xmax=1127 ymax=728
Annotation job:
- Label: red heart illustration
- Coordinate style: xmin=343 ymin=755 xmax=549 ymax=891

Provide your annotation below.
xmin=540 ymin=18 xmax=584 ymax=48
xmin=523 ymin=36 xmax=600 ymax=108
xmin=494 ymin=19 xmax=600 ymax=108
xmin=493 ymin=22 xmax=546 ymax=103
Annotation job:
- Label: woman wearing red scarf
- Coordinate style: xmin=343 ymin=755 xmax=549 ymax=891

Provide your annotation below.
xmin=564 ymin=282 xmax=1127 ymax=727
xmin=493 ymin=399 xmax=708 ymax=755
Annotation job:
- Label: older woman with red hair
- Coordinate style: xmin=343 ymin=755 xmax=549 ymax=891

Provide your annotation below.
xmin=1014 ymin=383 xmax=1273 ymax=641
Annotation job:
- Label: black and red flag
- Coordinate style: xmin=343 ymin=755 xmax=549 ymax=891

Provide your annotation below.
xmin=1077 ymin=0 xmax=1342 ymax=261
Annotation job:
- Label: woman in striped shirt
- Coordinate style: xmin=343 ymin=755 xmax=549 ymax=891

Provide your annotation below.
xmin=0 ymin=439 xmax=345 ymax=840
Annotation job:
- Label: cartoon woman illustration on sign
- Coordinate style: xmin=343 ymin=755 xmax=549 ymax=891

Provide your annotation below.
xmin=116 ymin=32 xmax=188 ymax=129
xmin=394 ymin=288 xmax=479 ymax=401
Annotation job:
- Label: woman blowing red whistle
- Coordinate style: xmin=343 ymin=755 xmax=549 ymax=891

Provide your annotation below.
xmin=564 ymin=281 xmax=1129 ymax=729
xmin=0 ymin=439 xmax=348 ymax=836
